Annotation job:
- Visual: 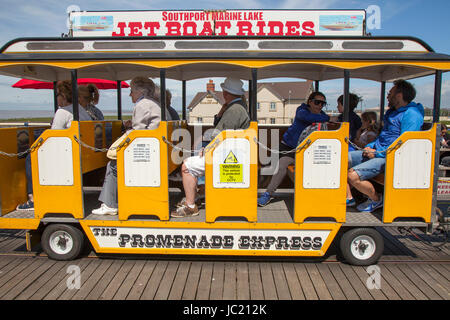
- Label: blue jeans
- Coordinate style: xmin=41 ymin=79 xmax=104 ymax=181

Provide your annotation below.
xmin=349 ymin=151 xmax=385 ymax=181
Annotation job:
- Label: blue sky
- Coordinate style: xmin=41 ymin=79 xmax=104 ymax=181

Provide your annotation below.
xmin=0 ymin=0 xmax=449 ymax=115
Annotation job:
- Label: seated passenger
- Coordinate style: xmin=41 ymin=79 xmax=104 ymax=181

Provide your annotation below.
xmin=152 ymin=86 xmax=177 ymax=121
xmin=166 ymin=89 xmax=180 ymax=121
xmin=353 ymin=111 xmax=379 ymax=149
xmin=79 ymin=84 xmax=104 ymax=120
xmin=346 ymin=79 xmax=424 ymax=212
xmin=16 ymin=80 xmax=91 ymax=210
xmin=440 ymin=123 xmax=449 ymax=147
xmin=335 ymin=93 xmax=362 ymax=143
xmin=257 ymin=91 xmax=330 ymax=207
xmin=92 ymin=77 xmax=161 ymax=215
xmin=171 ymin=77 xmax=250 ymax=218
xmin=51 ymin=80 xmax=92 ymax=129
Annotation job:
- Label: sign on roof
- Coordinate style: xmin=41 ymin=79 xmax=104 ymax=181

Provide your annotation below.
xmin=69 ymin=10 xmax=366 ymax=37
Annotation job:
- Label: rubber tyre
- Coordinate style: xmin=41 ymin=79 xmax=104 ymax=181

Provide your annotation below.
xmin=41 ymin=224 xmax=84 ymax=261
xmin=339 ymin=228 xmax=384 ymax=266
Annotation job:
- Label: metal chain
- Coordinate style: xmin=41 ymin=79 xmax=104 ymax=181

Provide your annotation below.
xmin=253 ymin=137 xmax=311 ymax=154
xmin=73 ymin=136 xmax=130 ymax=153
xmin=0 ymin=138 xmax=42 ymax=158
xmin=345 ymin=137 xmax=403 ymax=155
xmin=161 ymin=136 xmax=221 ymax=155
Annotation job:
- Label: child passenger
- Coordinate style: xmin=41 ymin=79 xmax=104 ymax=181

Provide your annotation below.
xmin=353 ymin=111 xmax=379 ymax=149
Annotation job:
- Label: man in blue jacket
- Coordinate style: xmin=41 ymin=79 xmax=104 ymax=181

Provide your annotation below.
xmin=347 ymin=79 xmax=424 ymax=213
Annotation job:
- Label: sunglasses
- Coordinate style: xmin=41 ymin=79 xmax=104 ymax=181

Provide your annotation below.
xmin=312 ymin=99 xmax=327 ymax=106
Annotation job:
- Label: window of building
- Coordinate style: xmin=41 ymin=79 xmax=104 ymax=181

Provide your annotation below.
xmin=257 ymin=102 xmax=260 ymax=110
xmin=270 ymin=118 xmax=276 ymax=124
xmin=270 ymin=102 xmax=276 ymax=111
xmin=198 ymin=117 xmax=203 ymax=123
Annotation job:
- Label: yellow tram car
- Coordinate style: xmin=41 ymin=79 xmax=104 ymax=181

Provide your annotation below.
xmin=0 ymin=34 xmax=449 ymax=266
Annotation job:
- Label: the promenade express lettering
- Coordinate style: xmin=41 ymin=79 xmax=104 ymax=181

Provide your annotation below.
xmin=115 ymin=233 xmax=323 ymax=250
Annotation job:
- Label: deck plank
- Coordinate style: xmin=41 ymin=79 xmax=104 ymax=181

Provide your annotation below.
xmin=154 ymin=261 xmax=180 ymax=300
xmin=260 ymin=262 xmax=277 ymax=300
xmin=271 ymin=263 xmax=291 ymax=300
xmin=281 ymin=263 xmax=305 ymax=300
xmin=407 ymin=264 xmax=449 ymax=299
xmin=210 ymin=261 xmax=225 ymax=300
xmin=316 ymin=263 xmax=346 ymax=300
xmin=307 ymin=264 xmax=333 ymax=300
xmin=248 ymin=262 xmax=264 ymax=300
xmin=114 ymin=260 xmax=147 ymax=300
xmin=0 ymin=258 xmax=45 ymax=299
xmin=181 ymin=261 xmax=201 ymax=300
xmin=0 ymin=258 xmax=56 ymax=300
xmin=59 ymin=258 xmax=99 ymax=300
xmin=196 ymin=261 xmax=213 ymax=300
xmin=236 ymin=262 xmax=250 ymax=300
xmin=293 ymin=263 xmax=318 ymax=300
xmin=168 ymin=261 xmax=191 ymax=300
xmin=85 ymin=259 xmax=126 ymax=300
xmin=140 ymin=260 xmax=169 ymax=300
xmin=327 ymin=263 xmax=360 ymax=300
xmin=393 ymin=264 xmax=441 ymax=300
xmin=222 ymin=262 xmax=237 ymax=300
xmin=38 ymin=258 xmax=92 ymax=300
xmin=384 ymin=264 xmax=428 ymax=300
xmin=99 ymin=260 xmax=136 ymax=300
xmin=72 ymin=259 xmax=114 ymax=300
xmin=377 ymin=265 xmax=414 ymax=300
xmin=15 ymin=260 xmax=69 ymax=300
xmin=338 ymin=264 xmax=373 ymax=300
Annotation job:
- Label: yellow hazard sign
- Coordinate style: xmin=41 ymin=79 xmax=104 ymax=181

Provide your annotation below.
xmin=220 ymin=151 xmax=243 ymax=183
xmin=224 ymin=151 xmax=238 ymax=163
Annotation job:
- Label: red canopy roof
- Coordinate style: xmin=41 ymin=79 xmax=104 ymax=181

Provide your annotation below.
xmin=12 ymin=78 xmax=129 ymax=89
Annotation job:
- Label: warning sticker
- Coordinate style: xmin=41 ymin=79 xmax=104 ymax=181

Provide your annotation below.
xmin=220 ymin=151 xmax=243 ymax=183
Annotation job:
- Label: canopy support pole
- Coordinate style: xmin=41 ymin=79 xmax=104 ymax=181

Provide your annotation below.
xmin=71 ymin=70 xmax=79 ymax=121
xmin=53 ymin=81 xmax=58 ymax=113
xmin=182 ymin=80 xmax=186 ymax=121
xmin=379 ymin=81 xmax=386 ymax=125
xmin=160 ymin=69 xmax=166 ymax=121
xmin=251 ymin=69 xmax=258 ymax=122
xmin=117 ymin=80 xmax=122 ymax=120
xmin=433 ymin=70 xmax=442 ymax=123
xmin=315 ymin=80 xmax=319 ymax=92
xmin=343 ymin=70 xmax=350 ymax=123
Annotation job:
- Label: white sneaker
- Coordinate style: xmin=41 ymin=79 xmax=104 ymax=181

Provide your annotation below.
xmin=92 ymin=203 xmax=118 ymax=215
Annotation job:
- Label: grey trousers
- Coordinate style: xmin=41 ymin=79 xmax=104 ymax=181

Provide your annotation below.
xmin=266 ymin=156 xmax=295 ymax=195
xmin=99 ymin=160 xmax=118 ymax=208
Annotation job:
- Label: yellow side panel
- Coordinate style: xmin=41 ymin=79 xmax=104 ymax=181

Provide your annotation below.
xmin=32 ymin=122 xmax=84 ymax=220
xmin=79 ymin=120 xmax=123 ymax=174
xmin=117 ymin=122 xmax=169 ymax=221
xmin=383 ymin=124 xmax=436 ymax=223
xmin=294 ymin=123 xmax=349 ymax=223
xmin=0 ymin=126 xmax=49 ymax=215
xmin=205 ymin=122 xmax=258 ymax=223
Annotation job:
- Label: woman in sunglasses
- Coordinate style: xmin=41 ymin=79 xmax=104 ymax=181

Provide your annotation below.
xmin=258 ymin=91 xmax=330 ymax=207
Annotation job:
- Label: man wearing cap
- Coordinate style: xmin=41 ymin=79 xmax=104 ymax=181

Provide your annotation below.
xmin=171 ymin=77 xmax=250 ymax=218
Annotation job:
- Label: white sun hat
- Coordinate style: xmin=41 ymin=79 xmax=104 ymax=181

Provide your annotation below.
xmin=220 ymin=77 xmax=245 ymax=96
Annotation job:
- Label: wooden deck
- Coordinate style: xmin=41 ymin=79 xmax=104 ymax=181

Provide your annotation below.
xmin=0 ymin=226 xmax=447 ymax=301
xmin=0 ymin=188 xmax=448 ymax=301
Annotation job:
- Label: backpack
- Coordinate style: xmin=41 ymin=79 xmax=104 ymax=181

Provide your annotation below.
xmin=297 ymin=122 xmax=328 ymax=146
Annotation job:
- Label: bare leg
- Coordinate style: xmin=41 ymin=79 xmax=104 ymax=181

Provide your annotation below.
xmin=346 ymin=184 xmax=353 ymax=200
xmin=181 ymin=162 xmax=198 ymax=206
xmin=348 ymin=169 xmax=379 ymax=201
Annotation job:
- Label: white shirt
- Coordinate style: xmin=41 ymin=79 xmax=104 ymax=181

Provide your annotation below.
xmin=51 ymin=104 xmax=92 ymax=129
